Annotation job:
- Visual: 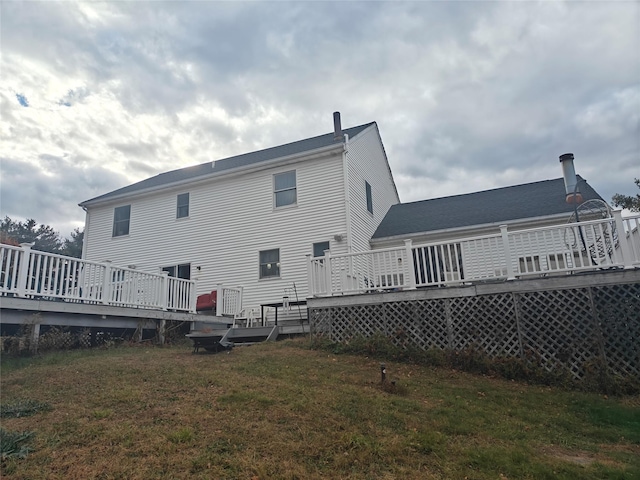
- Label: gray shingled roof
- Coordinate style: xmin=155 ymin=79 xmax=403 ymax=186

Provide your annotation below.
xmin=81 ymin=122 xmax=375 ymax=206
xmin=372 ymin=176 xmax=603 ymax=239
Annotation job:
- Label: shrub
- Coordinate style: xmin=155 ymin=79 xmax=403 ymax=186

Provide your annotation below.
xmin=0 ymin=429 xmax=34 ymax=460
xmin=309 ymin=333 xmax=640 ymax=395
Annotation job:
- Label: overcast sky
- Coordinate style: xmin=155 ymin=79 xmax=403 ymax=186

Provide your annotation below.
xmin=1 ymin=1 xmax=638 ymax=237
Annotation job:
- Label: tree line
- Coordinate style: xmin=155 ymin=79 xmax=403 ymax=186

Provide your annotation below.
xmin=0 ymin=216 xmax=84 ymax=258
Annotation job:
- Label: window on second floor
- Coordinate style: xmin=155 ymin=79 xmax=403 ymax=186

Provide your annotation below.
xmin=259 ymin=249 xmax=280 ymax=279
xmin=274 ymin=170 xmax=297 ymax=208
xmin=112 ymin=205 xmax=131 ymax=237
xmin=177 ymin=193 xmax=189 ymax=218
xmin=365 ymin=181 xmax=373 ymax=214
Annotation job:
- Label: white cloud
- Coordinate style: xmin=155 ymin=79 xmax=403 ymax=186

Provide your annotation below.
xmin=1 ymin=0 xmax=638 ymax=236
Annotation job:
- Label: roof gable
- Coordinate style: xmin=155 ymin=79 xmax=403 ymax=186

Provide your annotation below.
xmin=372 ymin=177 xmax=603 ymax=239
xmin=81 ymin=122 xmax=375 ymax=206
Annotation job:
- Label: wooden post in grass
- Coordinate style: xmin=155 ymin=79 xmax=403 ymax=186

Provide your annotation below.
xmin=29 ymin=323 xmax=40 ymax=354
xmin=158 ymin=320 xmax=166 ymax=345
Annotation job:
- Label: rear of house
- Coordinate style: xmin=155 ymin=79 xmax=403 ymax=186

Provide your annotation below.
xmin=80 ymin=114 xmax=399 ymax=311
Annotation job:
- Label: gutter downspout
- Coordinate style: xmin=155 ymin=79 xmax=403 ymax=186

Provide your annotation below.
xmin=81 ymin=206 xmax=89 ymax=260
xmin=342 ymin=134 xmax=352 ymax=253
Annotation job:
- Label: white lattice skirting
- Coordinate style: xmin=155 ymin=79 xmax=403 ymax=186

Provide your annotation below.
xmin=309 ymin=271 xmax=640 ymax=380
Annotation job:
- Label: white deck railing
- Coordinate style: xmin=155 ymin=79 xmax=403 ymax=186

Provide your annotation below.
xmin=308 ymin=211 xmax=640 ymax=297
xmin=0 ymin=245 xmax=197 ymax=313
xmin=215 ymin=285 xmax=243 ymax=317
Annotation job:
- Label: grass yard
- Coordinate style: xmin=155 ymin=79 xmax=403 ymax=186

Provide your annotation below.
xmin=1 ymin=338 xmax=638 ymax=479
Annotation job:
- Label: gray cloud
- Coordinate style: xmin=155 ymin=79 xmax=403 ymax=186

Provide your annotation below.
xmin=1 ymin=0 xmax=638 ymax=234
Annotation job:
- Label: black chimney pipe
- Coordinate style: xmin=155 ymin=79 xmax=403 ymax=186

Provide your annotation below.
xmin=333 ymin=112 xmax=342 ymax=141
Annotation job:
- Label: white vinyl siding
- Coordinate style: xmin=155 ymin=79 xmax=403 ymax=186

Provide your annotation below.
xmin=83 ymin=124 xmax=399 ymax=308
xmin=83 ymin=153 xmax=348 ymax=307
xmin=346 ymin=125 xmax=400 ymax=252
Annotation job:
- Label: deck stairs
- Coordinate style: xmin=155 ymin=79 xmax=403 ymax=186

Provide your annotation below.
xmin=186 ymin=324 xmax=280 ymax=352
xmin=187 ymin=311 xmax=308 ymax=352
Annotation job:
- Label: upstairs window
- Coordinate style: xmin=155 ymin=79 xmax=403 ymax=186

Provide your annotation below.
xmin=365 ymin=181 xmax=373 ymax=214
xmin=259 ymin=249 xmax=280 ymax=279
xmin=177 ymin=193 xmax=189 ymax=218
xmin=274 ymin=170 xmax=297 ymax=207
xmin=113 ymin=205 xmax=131 ymax=237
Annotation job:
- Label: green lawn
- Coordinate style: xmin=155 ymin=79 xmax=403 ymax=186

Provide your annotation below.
xmin=1 ymin=339 xmax=638 ymax=479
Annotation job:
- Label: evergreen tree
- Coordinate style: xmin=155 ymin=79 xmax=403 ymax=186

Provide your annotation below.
xmin=612 ymin=179 xmax=640 ymax=212
xmin=0 ymin=216 xmax=83 ymax=257
xmin=61 ymin=228 xmax=84 ymax=258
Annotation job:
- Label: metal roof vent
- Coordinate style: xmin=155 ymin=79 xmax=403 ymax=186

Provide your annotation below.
xmin=559 ymin=153 xmax=583 ymax=204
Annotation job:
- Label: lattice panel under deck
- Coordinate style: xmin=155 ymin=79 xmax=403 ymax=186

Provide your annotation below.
xmin=309 ymin=308 xmax=332 ymax=337
xmin=592 ymin=284 xmax=640 ymax=376
xmin=324 ymin=304 xmax=386 ymax=343
xmin=411 ymin=299 xmax=449 ymax=350
xmin=448 ymin=294 xmax=521 ymax=357
xmin=517 ymin=289 xmax=600 ymax=379
xmin=310 ymin=281 xmax=640 ymax=381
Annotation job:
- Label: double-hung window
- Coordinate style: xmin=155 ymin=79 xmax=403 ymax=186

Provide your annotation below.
xmin=113 ymin=205 xmax=131 ymax=237
xmin=259 ymin=249 xmax=280 ymax=279
xmin=177 ymin=193 xmax=189 ymax=218
xmin=274 ymin=170 xmax=296 ymax=207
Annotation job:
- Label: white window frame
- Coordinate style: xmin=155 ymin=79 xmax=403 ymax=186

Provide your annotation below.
xmin=274 ymin=170 xmax=297 ymax=208
xmin=176 ymin=193 xmax=189 ymax=219
xmin=259 ymin=249 xmax=281 ymax=279
xmin=112 ymin=205 xmax=131 ymax=237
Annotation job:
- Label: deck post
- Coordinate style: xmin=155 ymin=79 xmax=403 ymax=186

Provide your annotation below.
xmin=500 ymin=225 xmax=516 ymax=280
xmin=158 ymin=319 xmax=166 ymax=345
xmin=16 ymin=243 xmax=34 ymax=298
xmin=29 ymin=322 xmax=40 ymax=354
xmin=102 ymin=261 xmax=112 ymax=305
xmin=189 ymin=279 xmax=198 ymax=313
xmin=403 ymin=239 xmax=417 ymax=290
xmin=216 ymin=284 xmax=223 ymax=316
xmin=612 ymin=210 xmax=634 ymax=269
xmin=324 ymin=251 xmax=333 ymax=296
xmin=160 ymin=272 xmax=169 ymax=310
xmin=305 ymin=254 xmax=313 ymax=296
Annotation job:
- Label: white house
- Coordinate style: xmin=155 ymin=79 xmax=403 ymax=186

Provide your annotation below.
xmin=367 ymin=170 xmax=607 ymax=286
xmin=79 ymin=113 xmax=400 ymax=311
